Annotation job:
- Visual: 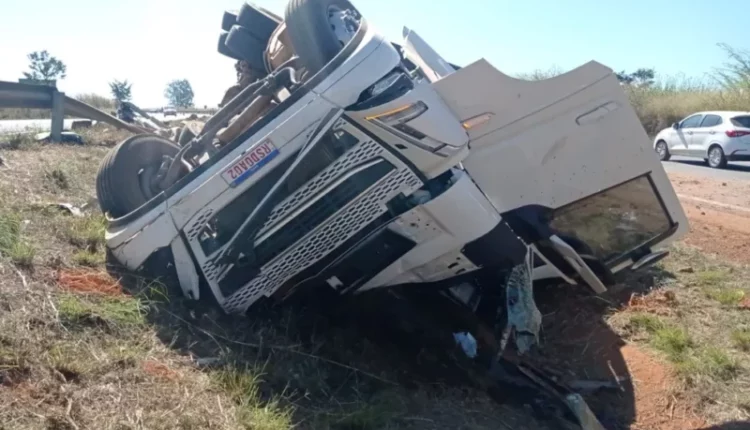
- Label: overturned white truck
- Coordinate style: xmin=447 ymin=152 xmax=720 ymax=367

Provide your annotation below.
xmin=96 ymin=0 xmax=687 ymax=424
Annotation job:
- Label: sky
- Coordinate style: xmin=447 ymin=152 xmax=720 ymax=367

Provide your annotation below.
xmin=1 ymin=0 xmax=747 ymax=108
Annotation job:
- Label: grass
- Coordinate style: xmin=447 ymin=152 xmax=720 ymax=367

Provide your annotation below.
xmin=0 ymin=133 xmax=37 ymax=150
xmin=44 ymin=166 xmax=70 ymax=190
xmin=706 ymin=288 xmax=746 ymax=306
xmin=64 ymin=214 xmax=107 ymax=250
xmin=57 ymin=293 xmax=146 ymax=327
xmin=211 ymin=366 xmax=295 ymax=430
xmin=613 ymin=244 xmax=750 ymax=422
xmin=732 ymin=329 xmax=750 ymax=352
xmin=0 ymin=212 xmax=36 ymax=266
xmin=1 ymin=133 xmax=527 ymax=430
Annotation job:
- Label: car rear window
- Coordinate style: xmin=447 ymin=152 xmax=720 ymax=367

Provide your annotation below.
xmin=731 ymin=116 xmax=750 ymax=128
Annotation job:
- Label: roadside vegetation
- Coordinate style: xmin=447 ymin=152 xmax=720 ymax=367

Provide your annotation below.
xmin=608 ymin=244 xmax=750 ymax=424
xmin=0 ymin=140 xmax=545 ymax=430
xmin=520 ymin=43 xmax=750 ymax=136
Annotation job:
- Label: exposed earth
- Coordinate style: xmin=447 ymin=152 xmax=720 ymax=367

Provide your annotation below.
xmin=1 ymin=130 xmax=749 ymax=429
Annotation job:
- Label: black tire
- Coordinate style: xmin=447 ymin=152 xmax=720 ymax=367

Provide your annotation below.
xmin=217 ymin=31 xmax=241 ymax=61
xmin=225 ymin=25 xmax=268 ymax=71
xmin=655 ymin=140 xmax=670 ymax=161
xmin=96 ymin=134 xmax=181 ymax=218
xmin=237 ymin=3 xmax=279 ymax=42
xmin=708 ymin=145 xmax=728 ymax=168
xmin=177 ymin=126 xmax=196 ymax=146
xmin=221 ymin=11 xmax=238 ymax=32
xmin=285 ymin=0 xmax=362 ymax=74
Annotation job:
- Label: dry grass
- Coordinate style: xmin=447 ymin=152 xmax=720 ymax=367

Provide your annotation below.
xmin=0 ymin=132 xmax=545 ymax=430
xmin=610 ymin=244 xmax=750 ymax=424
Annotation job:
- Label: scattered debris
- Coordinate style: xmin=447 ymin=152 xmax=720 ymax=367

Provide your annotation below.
xmin=52 ymin=203 xmax=84 ymax=217
xmin=34 ymin=131 xmax=84 ymax=144
xmin=453 ymin=332 xmax=478 ymax=358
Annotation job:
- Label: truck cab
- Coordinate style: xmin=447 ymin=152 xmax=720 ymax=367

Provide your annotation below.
xmin=97 ymin=0 xmax=687 ymax=317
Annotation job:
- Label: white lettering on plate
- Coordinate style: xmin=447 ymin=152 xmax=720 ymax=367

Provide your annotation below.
xmin=221 ymin=140 xmax=279 ymax=186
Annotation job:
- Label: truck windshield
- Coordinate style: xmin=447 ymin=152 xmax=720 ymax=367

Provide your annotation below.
xmin=548 ymin=175 xmax=673 ymax=263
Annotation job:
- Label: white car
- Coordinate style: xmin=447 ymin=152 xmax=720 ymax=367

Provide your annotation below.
xmin=653 ymin=110 xmax=750 ymax=168
xmin=163 ymin=107 xmax=177 ymax=117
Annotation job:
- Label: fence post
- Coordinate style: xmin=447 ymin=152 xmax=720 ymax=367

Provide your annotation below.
xmin=50 ymin=90 xmax=64 ymax=142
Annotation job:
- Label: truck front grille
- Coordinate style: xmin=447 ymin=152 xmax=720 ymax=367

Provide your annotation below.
xmin=217 ymin=159 xmax=395 ymax=296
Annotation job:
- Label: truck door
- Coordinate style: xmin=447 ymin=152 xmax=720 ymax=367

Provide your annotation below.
xmin=429 ymin=58 xmax=689 ymax=285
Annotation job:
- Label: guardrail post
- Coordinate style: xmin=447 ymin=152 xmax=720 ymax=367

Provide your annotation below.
xmin=50 ymin=90 xmax=64 ymax=142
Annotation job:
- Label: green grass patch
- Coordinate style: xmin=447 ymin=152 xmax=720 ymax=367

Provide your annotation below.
xmin=58 ymin=294 xmax=145 ymax=327
xmin=0 ymin=212 xmax=35 ymax=266
xmin=627 ymin=313 xmax=692 ymax=360
xmin=628 ymin=312 xmax=667 ymax=333
xmin=211 ymin=366 xmax=294 ymax=430
xmin=65 ymin=214 xmax=107 ymax=251
xmin=72 ymin=249 xmax=105 ymax=267
xmin=651 ymin=326 xmax=692 ymax=360
xmin=706 ymin=288 xmax=746 ymax=306
xmin=732 ymin=329 xmax=750 ymax=352
xmin=695 ymin=270 xmax=730 ymax=286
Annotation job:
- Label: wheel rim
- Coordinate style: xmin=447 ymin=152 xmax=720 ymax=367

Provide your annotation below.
xmin=656 ymin=142 xmax=666 ymax=158
xmin=709 ymin=148 xmax=722 ymax=166
xmin=328 ymin=5 xmax=361 ymax=46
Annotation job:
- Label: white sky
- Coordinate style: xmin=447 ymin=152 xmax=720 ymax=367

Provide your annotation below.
xmin=2 ymin=0 xmax=741 ymax=108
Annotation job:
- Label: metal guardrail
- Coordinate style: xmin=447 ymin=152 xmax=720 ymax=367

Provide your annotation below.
xmin=0 ymin=80 xmax=148 ymax=140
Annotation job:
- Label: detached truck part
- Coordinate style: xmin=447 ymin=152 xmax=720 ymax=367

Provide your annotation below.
xmin=95 ymin=0 xmax=688 ymax=427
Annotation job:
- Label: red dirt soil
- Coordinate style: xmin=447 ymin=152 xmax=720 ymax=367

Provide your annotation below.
xmin=614 ymin=171 xmax=750 ymax=429
xmin=668 ymin=172 xmax=750 ymax=265
xmin=538 ymin=171 xmax=748 ymax=430
xmin=622 ymin=345 xmax=706 ymax=430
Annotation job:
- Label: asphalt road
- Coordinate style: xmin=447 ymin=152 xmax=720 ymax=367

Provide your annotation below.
xmin=662 ymin=156 xmax=750 ymax=181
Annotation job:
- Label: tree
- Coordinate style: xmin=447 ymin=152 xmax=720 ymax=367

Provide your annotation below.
xmin=164 ymin=79 xmax=194 ymax=108
xmin=22 ymin=50 xmax=67 ymax=83
xmin=616 ymin=68 xmax=655 ymax=87
xmin=109 ymin=80 xmax=132 ymax=103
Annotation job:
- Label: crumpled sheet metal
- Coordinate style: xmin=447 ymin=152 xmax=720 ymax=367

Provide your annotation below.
xmin=505 ymin=246 xmax=542 ymax=354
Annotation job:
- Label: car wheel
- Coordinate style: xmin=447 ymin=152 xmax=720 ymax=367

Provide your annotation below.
xmin=708 ymin=145 xmax=727 ymax=169
xmin=96 ymin=134 xmax=183 ymax=218
xmin=285 ymin=0 xmax=362 ymax=75
xmin=655 ymin=140 xmax=670 ymax=161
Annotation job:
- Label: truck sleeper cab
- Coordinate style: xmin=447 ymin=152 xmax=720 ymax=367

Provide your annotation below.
xmin=99 ymin=0 xmax=688 ymax=317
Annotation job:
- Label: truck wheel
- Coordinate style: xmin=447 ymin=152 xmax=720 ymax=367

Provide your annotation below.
xmin=237 ymin=3 xmax=279 ymax=42
xmin=218 ymin=31 xmax=242 ymax=61
xmin=221 ymin=11 xmax=238 ymax=32
xmin=226 ymin=25 xmax=268 ymax=71
xmin=96 ymin=134 xmax=181 ymax=218
xmin=285 ymin=0 xmax=362 ymax=74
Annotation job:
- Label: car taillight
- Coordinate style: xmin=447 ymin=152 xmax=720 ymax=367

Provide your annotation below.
xmin=725 ymin=130 xmax=750 ymax=138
